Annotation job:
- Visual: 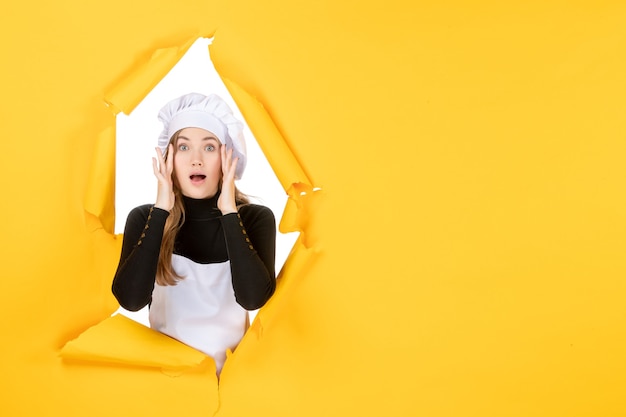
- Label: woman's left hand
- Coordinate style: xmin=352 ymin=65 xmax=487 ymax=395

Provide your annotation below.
xmin=218 ymin=145 xmax=239 ymax=215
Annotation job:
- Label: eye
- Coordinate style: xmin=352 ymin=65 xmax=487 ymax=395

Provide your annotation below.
xmin=204 ymin=144 xmax=216 ymax=152
xmin=178 ymin=144 xmax=189 ymax=151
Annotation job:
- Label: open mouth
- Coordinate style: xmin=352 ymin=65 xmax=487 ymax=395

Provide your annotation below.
xmin=190 ymin=174 xmax=206 ymax=183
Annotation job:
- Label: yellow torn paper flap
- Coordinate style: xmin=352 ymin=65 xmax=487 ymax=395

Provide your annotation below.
xmin=60 ymin=314 xmax=213 ymax=373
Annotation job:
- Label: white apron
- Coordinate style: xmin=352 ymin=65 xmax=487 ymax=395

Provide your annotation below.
xmin=149 ymin=254 xmax=248 ymax=373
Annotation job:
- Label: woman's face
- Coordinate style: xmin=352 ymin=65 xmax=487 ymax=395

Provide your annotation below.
xmin=172 ymin=127 xmax=222 ymax=199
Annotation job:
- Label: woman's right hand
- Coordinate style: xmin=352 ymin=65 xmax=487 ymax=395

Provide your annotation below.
xmin=152 ymin=145 xmax=175 ymax=211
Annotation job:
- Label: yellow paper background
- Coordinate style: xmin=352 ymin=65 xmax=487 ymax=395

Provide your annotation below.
xmin=1 ymin=1 xmax=626 ymax=416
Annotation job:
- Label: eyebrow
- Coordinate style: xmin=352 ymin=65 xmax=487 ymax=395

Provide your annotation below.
xmin=177 ymin=135 xmax=220 ymax=142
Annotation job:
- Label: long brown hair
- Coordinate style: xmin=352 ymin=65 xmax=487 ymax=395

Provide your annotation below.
xmin=155 ymin=130 xmax=250 ymax=286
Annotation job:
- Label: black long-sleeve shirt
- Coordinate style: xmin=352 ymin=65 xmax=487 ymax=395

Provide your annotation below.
xmin=112 ymin=194 xmax=276 ymax=312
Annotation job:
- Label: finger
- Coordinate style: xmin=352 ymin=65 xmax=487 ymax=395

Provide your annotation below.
xmin=152 ymin=157 xmax=160 ymax=177
xmin=223 ymin=157 xmax=239 ymax=184
xmin=230 ymin=156 xmax=239 ymax=172
xmin=224 ymin=145 xmax=236 ymax=167
xmin=221 ymin=145 xmax=232 ymax=174
xmin=166 ymin=144 xmax=174 ymax=174
xmin=155 ymin=147 xmax=166 ymax=173
xmin=152 ymin=157 xmax=167 ymax=182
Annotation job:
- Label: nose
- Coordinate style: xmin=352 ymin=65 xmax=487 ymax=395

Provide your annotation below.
xmin=191 ymin=149 xmax=203 ymax=166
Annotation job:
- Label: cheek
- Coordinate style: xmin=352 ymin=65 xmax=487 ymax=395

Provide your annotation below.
xmin=206 ymin=154 xmax=222 ymax=173
xmin=172 ymin=155 xmax=186 ymax=181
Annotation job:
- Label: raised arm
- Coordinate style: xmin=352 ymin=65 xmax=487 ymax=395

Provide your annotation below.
xmin=221 ymin=204 xmax=276 ymax=310
xmin=111 ymin=205 xmax=169 ymax=311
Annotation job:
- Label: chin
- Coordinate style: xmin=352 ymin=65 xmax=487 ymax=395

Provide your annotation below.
xmin=183 ymin=188 xmax=217 ymax=200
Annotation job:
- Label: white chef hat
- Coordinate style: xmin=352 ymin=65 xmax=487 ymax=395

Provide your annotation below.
xmin=157 ymin=92 xmax=247 ymax=179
